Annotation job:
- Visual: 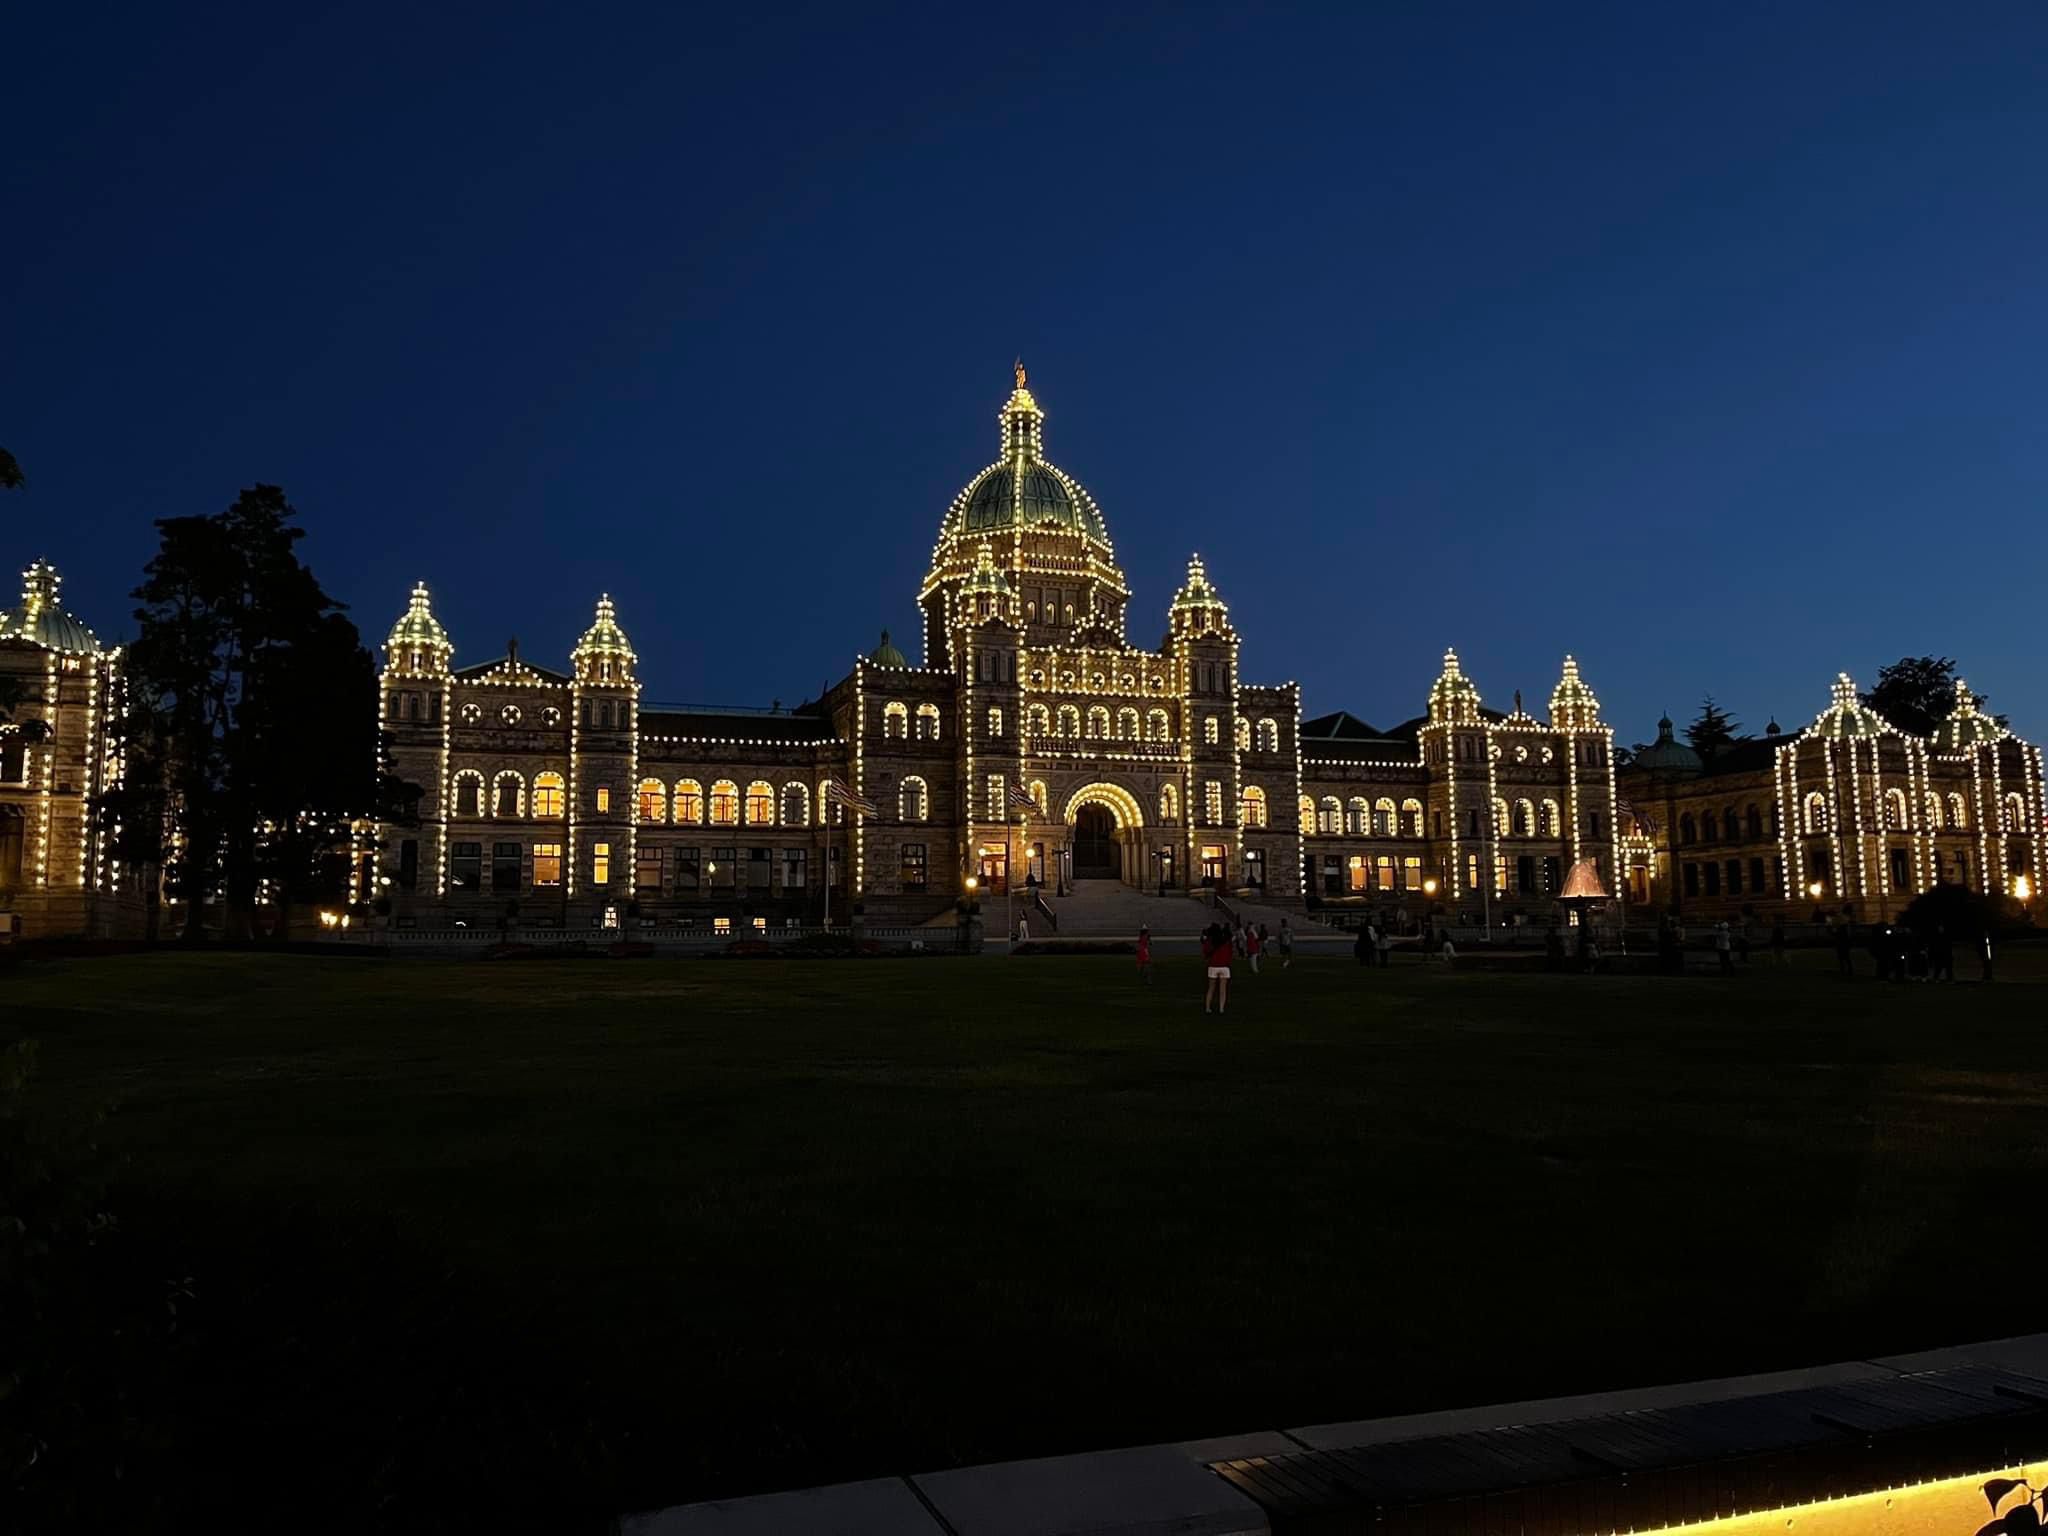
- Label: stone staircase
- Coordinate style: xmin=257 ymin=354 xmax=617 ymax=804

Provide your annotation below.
xmin=1025 ymin=880 xmax=1206 ymax=937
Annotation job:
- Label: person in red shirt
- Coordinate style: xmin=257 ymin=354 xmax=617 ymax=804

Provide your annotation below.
xmin=1246 ymin=923 xmax=1263 ymax=974
xmin=1136 ymin=925 xmax=1152 ymax=984
xmin=1202 ymin=923 xmax=1231 ymax=1014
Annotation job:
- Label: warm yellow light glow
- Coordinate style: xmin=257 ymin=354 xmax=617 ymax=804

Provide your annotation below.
xmin=1808 ymin=879 xmax=1825 ymax=898
xmin=2018 ymin=873 xmax=2034 ymax=901
xmin=1422 ymin=877 xmax=1439 ymax=895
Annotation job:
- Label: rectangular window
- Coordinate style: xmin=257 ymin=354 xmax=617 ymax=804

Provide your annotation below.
xmin=782 ymin=848 xmax=807 ymax=891
xmin=1749 ymin=856 xmax=1766 ymax=894
xmin=1542 ymin=855 xmax=1560 ymax=894
xmin=453 ymin=777 xmax=480 ymax=816
xmin=1204 ymin=781 xmax=1223 ymax=823
xmin=1465 ymin=853 xmax=1478 ymax=892
xmin=1321 ymin=853 xmax=1340 ymax=895
xmin=986 ymin=775 xmax=1005 ymax=819
xmin=596 ymin=786 xmax=611 ymax=813
xmin=1704 ymin=861 xmax=1721 ymax=896
xmin=1772 ymin=854 xmax=1784 ymax=894
xmin=533 ymin=843 xmax=563 ymax=887
xmin=1375 ymin=854 xmax=1394 ymax=891
xmin=591 ymin=842 xmax=611 ymax=886
xmin=747 ymin=848 xmax=772 ymax=890
xmin=399 ymin=838 xmax=420 ymax=891
xmin=1348 ymin=854 xmax=1367 ymax=892
xmin=635 ymin=846 xmax=662 ymax=890
xmin=901 ymin=842 xmax=928 ymax=892
xmin=495 ymin=778 xmax=520 ymax=817
xmin=1203 ymin=844 xmax=1227 ymax=886
xmin=450 ymin=842 xmax=482 ymax=891
xmin=713 ymin=916 xmax=731 ymax=934
xmin=492 ymin=842 xmax=522 ymax=892
xmin=1402 ymin=855 xmax=1421 ymax=891
xmin=1725 ymin=858 xmax=1742 ymax=896
xmin=1493 ymin=854 xmax=1509 ymax=895
xmin=1683 ymin=861 xmax=1699 ymax=896
xmin=1515 ymin=855 xmax=1535 ymax=894
xmin=710 ymin=848 xmax=735 ymax=890
xmin=675 ymin=847 xmax=700 ymax=892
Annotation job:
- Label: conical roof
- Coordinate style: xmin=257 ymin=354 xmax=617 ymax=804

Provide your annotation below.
xmin=572 ymin=594 xmax=636 ymax=677
xmin=1549 ymin=655 xmax=1600 ymax=729
xmin=385 ymin=581 xmax=451 ymax=656
xmin=1931 ymin=679 xmax=2006 ymax=752
xmin=1427 ymin=648 xmax=1481 ymax=725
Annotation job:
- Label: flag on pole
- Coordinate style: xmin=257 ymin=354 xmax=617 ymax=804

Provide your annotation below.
xmin=1009 ymin=777 xmax=1041 ymax=816
xmin=824 ymin=777 xmax=877 ymax=816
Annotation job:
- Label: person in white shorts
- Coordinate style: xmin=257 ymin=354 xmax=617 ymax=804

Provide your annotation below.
xmin=1202 ymin=922 xmax=1231 ymax=1014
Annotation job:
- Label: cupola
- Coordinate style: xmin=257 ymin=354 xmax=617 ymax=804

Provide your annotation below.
xmin=383 ymin=581 xmax=452 ymax=677
xmin=1932 ymin=678 xmax=2006 ymax=752
xmin=869 ymin=628 xmax=908 ymax=669
xmin=1427 ymin=648 xmax=1481 ymax=726
xmin=0 ymin=559 xmax=101 ymax=656
xmin=572 ymin=594 xmax=636 ymax=685
xmin=1168 ymin=552 xmax=1232 ymax=639
xmin=1548 ymin=655 xmax=1601 ymax=730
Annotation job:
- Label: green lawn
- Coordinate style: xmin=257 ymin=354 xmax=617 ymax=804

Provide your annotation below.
xmin=6 ymin=949 xmax=2048 ymax=1531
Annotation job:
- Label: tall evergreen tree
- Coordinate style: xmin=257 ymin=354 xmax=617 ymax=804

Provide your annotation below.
xmin=1861 ymin=656 xmax=1997 ymax=737
xmin=0 ymin=448 xmax=22 ymax=490
xmin=125 ymin=485 xmax=382 ymax=939
xmin=1685 ymin=696 xmax=1740 ymax=758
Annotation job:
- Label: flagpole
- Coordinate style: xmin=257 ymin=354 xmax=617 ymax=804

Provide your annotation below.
xmin=823 ymin=803 xmax=831 ymax=931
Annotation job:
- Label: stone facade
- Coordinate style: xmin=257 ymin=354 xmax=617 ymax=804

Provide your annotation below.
xmin=0 ymin=561 xmax=142 ymax=939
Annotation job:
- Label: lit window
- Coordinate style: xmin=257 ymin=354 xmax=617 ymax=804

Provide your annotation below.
xmin=1402 ymin=855 xmax=1421 ymax=890
xmin=1235 ymin=718 xmax=1250 ymax=752
xmin=883 ymin=701 xmax=908 ymax=739
xmin=1205 ymin=781 xmax=1224 ymax=823
xmin=1240 ymin=785 xmax=1268 ymax=827
xmin=900 ymin=775 xmax=928 ymax=821
xmin=1348 ymin=855 xmax=1367 ymax=892
xmin=532 ymin=772 xmax=565 ymax=818
xmin=1204 ymin=716 xmax=1220 ymax=745
xmin=1256 ymin=718 xmax=1279 ymax=752
xmin=1087 ymin=705 xmax=1109 ymax=739
xmin=1299 ymin=794 xmax=1315 ymax=832
xmin=986 ymin=775 xmax=1005 ymax=818
xmin=1028 ymin=781 xmax=1047 ymax=816
xmin=1538 ymin=799 xmax=1559 ymax=837
xmin=1146 ymin=709 xmax=1169 ymax=742
xmin=1027 ymin=703 xmax=1050 ymax=737
xmin=592 ymin=842 xmax=611 ymax=886
xmin=1116 ymin=707 xmax=1138 ymax=739
xmin=1057 ymin=704 xmax=1080 ymax=737
xmin=1803 ymin=792 xmax=1828 ymax=835
xmin=988 ymin=706 xmax=1003 ymax=737
xmin=1402 ymin=798 xmax=1423 ymax=836
xmin=452 ymin=772 xmax=482 ymax=817
xmin=745 ymin=781 xmax=774 ymax=825
xmin=532 ymin=843 xmax=562 ymax=886
xmin=1349 ymin=797 xmax=1370 ymax=835
xmin=916 ymin=703 xmax=941 ymax=741
xmin=596 ymin=786 xmax=611 ymax=814
xmin=1159 ymin=783 xmax=1179 ymax=821
xmin=674 ymin=780 xmax=703 ymax=824
xmin=1948 ymin=793 xmax=1968 ymax=830
xmin=1319 ymin=795 xmax=1342 ymax=834
xmin=635 ymin=846 xmax=662 ymax=890
xmin=637 ymin=778 xmax=666 ymax=824
xmin=710 ymin=780 xmax=739 ymax=825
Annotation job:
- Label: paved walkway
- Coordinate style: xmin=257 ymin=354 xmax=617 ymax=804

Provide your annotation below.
xmin=621 ymin=1331 xmax=2048 ymax=1534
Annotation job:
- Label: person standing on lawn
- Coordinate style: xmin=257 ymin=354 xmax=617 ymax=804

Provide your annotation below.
xmin=1246 ymin=923 xmax=1262 ymax=974
xmin=1354 ymin=924 xmax=1372 ymax=965
xmin=1136 ymin=925 xmax=1152 ymax=984
xmin=1202 ymin=923 xmax=1231 ymax=1014
xmin=1376 ymin=922 xmax=1392 ymax=968
xmin=1278 ymin=917 xmax=1294 ymax=969
xmin=1714 ymin=920 xmax=1733 ymax=975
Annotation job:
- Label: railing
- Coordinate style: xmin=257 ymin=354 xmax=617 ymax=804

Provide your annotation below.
xmin=379 ymin=921 xmax=977 ymax=954
xmin=1030 ymin=889 xmax=1059 ymax=932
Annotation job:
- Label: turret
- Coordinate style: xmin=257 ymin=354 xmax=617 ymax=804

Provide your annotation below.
xmin=383 ymin=581 xmax=452 ymax=679
xmin=569 ymin=594 xmax=637 ymax=909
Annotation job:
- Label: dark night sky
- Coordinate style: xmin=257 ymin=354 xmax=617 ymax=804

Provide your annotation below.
xmin=5 ymin=2 xmax=2045 ymax=743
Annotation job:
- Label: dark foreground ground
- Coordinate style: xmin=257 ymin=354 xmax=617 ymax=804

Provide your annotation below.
xmin=5 ymin=948 xmax=2046 ymax=1531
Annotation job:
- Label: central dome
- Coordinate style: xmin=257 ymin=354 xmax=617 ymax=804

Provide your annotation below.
xmin=939 ymin=369 xmax=1112 ymax=550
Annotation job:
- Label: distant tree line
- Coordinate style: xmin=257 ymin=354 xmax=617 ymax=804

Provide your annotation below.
xmin=1661 ymin=660 xmax=2000 ymax=764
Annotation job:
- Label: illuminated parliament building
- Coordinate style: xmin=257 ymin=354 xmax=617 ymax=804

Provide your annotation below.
xmin=2 ymin=370 xmax=2040 ymax=939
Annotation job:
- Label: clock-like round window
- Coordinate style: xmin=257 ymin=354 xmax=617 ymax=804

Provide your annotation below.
xmin=1515 ymin=745 xmax=1529 ymax=762
xmin=541 ymin=706 xmax=562 ymax=727
xmin=459 ymin=702 xmax=481 ymax=725
xmin=499 ymin=704 xmax=521 ymax=726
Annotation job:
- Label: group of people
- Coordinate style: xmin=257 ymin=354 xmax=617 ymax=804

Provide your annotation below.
xmin=1169 ymin=916 xmax=1292 ymax=1013
xmin=1832 ymin=916 xmax=1985 ymax=982
xmin=1351 ymin=922 xmax=1398 ymax=967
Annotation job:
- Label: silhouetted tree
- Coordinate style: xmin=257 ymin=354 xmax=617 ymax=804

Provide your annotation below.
xmin=126 ymin=485 xmax=379 ymax=939
xmin=1685 ymin=696 xmax=1740 ymax=758
xmin=1900 ymin=880 xmax=2023 ymax=942
xmin=1862 ymin=655 xmax=2000 ymax=737
xmin=0 ymin=448 xmax=22 ymax=491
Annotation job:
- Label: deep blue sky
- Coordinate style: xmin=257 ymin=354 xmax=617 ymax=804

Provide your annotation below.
xmin=6 ymin=2 xmax=2045 ymax=743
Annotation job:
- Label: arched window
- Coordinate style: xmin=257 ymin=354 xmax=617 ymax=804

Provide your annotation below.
xmin=491 ymin=771 xmax=526 ymax=818
xmin=1028 ymin=781 xmax=1047 ymax=817
xmin=1375 ymin=796 xmax=1397 ymax=836
xmin=819 ymin=779 xmax=843 ymax=825
xmin=531 ymin=772 xmax=564 ymax=817
xmin=1235 ymin=718 xmax=1251 ymax=752
xmin=1537 ymin=798 xmax=1559 ymax=837
xmin=987 ymin=706 xmax=1003 ymax=738
xmin=1699 ymin=810 xmax=1718 ymax=842
xmin=1679 ymin=812 xmax=1696 ymax=845
xmin=1923 ymin=791 xmax=1943 ymax=830
xmin=1948 ymin=792 xmax=1968 ymax=830
xmin=1204 ymin=716 xmax=1220 ymax=746
xmin=1348 ymin=796 xmax=1371 ymax=835
xmin=636 ymin=778 xmax=666 ymax=823
xmin=916 ymin=703 xmax=941 ymax=741
xmin=1160 ymin=783 xmax=1180 ymax=821
xmin=781 ymin=781 xmax=809 ymax=826
xmin=1803 ymin=793 xmax=1828 ymax=835
xmin=1256 ymin=718 xmax=1279 ymax=753
xmin=452 ymin=771 xmax=483 ymax=817
xmin=710 ymin=780 xmax=739 ymax=826
xmin=899 ymin=775 xmax=928 ymax=822
xmin=1401 ymin=798 xmax=1423 ymax=837
xmin=1493 ymin=798 xmax=1510 ymax=838
xmin=1746 ymin=804 xmax=1763 ymax=840
xmin=745 ymin=781 xmax=774 ymax=825
xmin=1087 ymin=705 xmax=1109 ymax=739
xmin=1883 ymin=788 xmax=1907 ymax=831
xmin=1298 ymin=794 xmax=1315 ymax=833
xmin=883 ymin=701 xmax=908 ymax=739
xmin=1057 ymin=704 xmax=1081 ymax=737
xmin=674 ymin=779 xmax=704 ymax=825
xmin=1115 ymin=707 xmax=1138 ymax=739
xmin=1146 ymin=709 xmax=1169 ymax=742
xmin=1026 ymin=703 xmax=1050 ymax=737
xmin=1319 ymin=795 xmax=1343 ymax=835
xmin=1241 ymin=785 xmax=1268 ymax=827
xmin=1511 ymin=799 xmax=1532 ymax=837
xmin=2004 ymin=792 xmax=2027 ymax=832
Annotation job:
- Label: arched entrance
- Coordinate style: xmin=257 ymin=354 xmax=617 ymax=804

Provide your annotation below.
xmin=1072 ymin=803 xmax=1118 ymax=879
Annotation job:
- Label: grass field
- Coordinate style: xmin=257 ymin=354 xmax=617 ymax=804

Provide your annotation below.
xmin=6 ymin=948 xmax=2048 ymax=1531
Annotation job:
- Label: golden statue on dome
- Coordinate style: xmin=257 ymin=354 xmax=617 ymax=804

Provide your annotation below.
xmin=1014 ymin=357 xmax=1027 ymax=388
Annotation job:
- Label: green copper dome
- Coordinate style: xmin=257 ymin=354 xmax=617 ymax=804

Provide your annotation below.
xmin=869 ymin=629 xmax=907 ymax=668
xmin=940 ymin=373 xmax=1112 ymax=549
xmin=1634 ymin=714 xmax=1703 ymax=775
xmin=0 ymin=560 xmax=100 ymax=656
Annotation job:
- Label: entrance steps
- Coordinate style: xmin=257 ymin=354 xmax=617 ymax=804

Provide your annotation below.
xmin=1024 ymin=881 xmax=1213 ymax=938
